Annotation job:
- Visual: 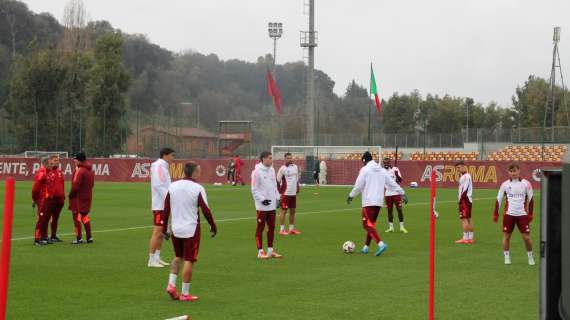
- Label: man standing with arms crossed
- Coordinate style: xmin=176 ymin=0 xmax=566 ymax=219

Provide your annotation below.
xmin=149 ymin=147 xmax=175 ymax=267
xmin=347 ymin=152 xmax=407 ymax=256
xmin=251 ymin=151 xmax=283 ymax=259
xmin=164 ymin=162 xmax=217 ymax=301
xmin=276 ymin=152 xmax=301 ymax=235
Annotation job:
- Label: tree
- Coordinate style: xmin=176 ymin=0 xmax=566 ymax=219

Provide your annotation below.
xmin=86 ymin=32 xmax=130 ymax=156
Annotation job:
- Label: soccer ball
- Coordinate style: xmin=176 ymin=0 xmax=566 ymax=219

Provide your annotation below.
xmin=342 ymin=241 xmax=356 ymax=254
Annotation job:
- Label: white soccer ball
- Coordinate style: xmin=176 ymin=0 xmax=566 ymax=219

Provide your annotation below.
xmin=342 ymin=241 xmax=356 ymax=254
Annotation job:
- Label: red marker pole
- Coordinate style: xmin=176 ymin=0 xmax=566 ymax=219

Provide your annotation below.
xmin=429 ymin=170 xmax=436 ymax=320
xmin=0 ymin=178 xmax=15 ymax=320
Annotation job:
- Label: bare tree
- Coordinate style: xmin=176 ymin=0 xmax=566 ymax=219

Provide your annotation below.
xmin=61 ymin=0 xmax=90 ymax=53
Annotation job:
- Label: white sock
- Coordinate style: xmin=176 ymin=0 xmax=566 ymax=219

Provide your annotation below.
xmin=289 ymin=224 xmax=295 ymax=231
xmin=399 ymin=222 xmax=405 ymax=229
xmin=389 ymin=223 xmax=394 ymax=229
xmin=527 ymin=251 xmax=533 ymax=258
xmin=258 ymin=249 xmax=264 ymax=255
xmin=149 ymin=253 xmax=156 ymax=262
xmin=181 ymin=282 xmax=191 ymax=295
xmin=154 ymin=250 xmax=161 ymax=260
xmin=378 ymin=241 xmax=385 ymax=247
xmin=280 ymin=225 xmax=285 ymax=232
xmin=504 ymin=251 xmax=510 ymax=258
xmin=168 ymin=273 xmax=177 ymax=287
xmin=463 ymin=232 xmax=469 ymax=240
xmin=468 ymin=232 xmax=474 ymax=240
xmin=267 ymin=247 xmax=274 ymax=255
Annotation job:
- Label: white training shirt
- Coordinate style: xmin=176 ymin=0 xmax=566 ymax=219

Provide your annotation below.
xmin=349 ymin=161 xmax=405 ymax=208
xmin=251 ymin=163 xmax=280 ymax=211
xmin=167 ymin=179 xmax=211 ymax=238
xmin=320 ymin=160 xmax=327 ymax=173
xmin=385 ymin=166 xmax=403 ymax=196
xmin=458 ymin=172 xmax=473 ymax=203
xmin=151 ymin=158 xmax=171 ymax=211
xmin=277 ymin=164 xmax=299 ymax=196
xmin=496 ymin=178 xmax=534 ymax=217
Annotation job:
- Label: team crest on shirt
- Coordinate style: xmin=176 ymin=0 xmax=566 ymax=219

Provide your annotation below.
xmin=215 ymin=165 xmax=226 ymax=177
xmin=532 ymin=169 xmax=542 ymax=182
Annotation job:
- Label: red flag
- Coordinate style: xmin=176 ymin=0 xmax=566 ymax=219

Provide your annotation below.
xmin=266 ymin=70 xmax=282 ymax=114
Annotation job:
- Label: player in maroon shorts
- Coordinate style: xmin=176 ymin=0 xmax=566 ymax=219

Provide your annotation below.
xmin=382 ymin=157 xmax=407 ymax=233
xmin=163 ymin=162 xmax=217 ymax=301
xmin=455 ymin=161 xmax=475 ymax=244
xmin=493 ymin=163 xmax=535 ymax=265
xmin=276 ymin=152 xmax=301 ymax=235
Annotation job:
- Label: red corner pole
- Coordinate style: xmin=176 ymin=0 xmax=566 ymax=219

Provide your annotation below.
xmin=0 ymin=178 xmax=15 ymax=320
xmin=429 ymin=170 xmax=436 ymax=320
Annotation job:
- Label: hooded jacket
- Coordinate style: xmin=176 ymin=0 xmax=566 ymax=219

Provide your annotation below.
xmin=251 ymin=163 xmax=280 ymax=211
xmin=68 ymin=162 xmax=95 ymax=213
xmin=349 ymin=160 xmax=405 ymax=208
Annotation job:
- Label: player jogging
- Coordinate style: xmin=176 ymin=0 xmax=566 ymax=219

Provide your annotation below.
xmin=148 ymin=147 xmax=175 ymax=267
xmin=347 ymin=152 xmax=407 ymax=256
xmin=276 ymin=152 xmax=301 ymax=235
xmin=382 ymin=157 xmax=407 ymax=233
xmin=455 ymin=160 xmax=475 ymax=244
xmin=164 ymin=162 xmax=217 ymax=301
xmin=68 ymin=152 xmax=95 ymax=244
xmin=493 ymin=163 xmax=535 ymax=266
xmin=251 ymin=151 xmax=283 ymax=259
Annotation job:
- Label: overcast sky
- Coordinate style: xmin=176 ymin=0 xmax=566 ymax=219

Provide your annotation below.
xmin=22 ymin=0 xmax=570 ymax=106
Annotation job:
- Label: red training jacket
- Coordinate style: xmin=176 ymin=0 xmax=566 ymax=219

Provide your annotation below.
xmin=68 ymin=162 xmax=95 ymax=213
xmin=32 ymin=166 xmax=49 ymax=205
xmin=48 ymin=167 xmax=65 ymax=200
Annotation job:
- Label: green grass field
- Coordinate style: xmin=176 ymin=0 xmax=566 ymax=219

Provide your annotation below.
xmin=0 ymin=181 xmax=539 ymax=320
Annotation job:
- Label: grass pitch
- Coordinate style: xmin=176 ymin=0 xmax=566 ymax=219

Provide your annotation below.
xmin=1 ymin=182 xmax=538 ymax=319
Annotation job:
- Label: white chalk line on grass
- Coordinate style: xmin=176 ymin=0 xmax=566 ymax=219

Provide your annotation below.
xmin=6 ymin=197 xmax=496 ymax=242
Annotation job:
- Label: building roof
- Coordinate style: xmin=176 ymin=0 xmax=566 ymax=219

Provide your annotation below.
xmin=138 ymin=126 xmax=218 ymax=139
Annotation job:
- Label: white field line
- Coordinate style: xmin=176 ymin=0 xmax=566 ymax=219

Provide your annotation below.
xmin=6 ymin=197 xmax=496 ymax=242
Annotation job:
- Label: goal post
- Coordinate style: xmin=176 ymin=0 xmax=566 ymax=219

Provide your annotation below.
xmin=271 ymin=145 xmax=382 ymax=185
xmin=24 ymin=151 xmax=69 ymax=159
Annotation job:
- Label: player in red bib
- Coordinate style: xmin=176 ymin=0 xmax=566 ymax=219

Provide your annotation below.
xmin=68 ymin=152 xmax=95 ymax=244
xmin=455 ymin=161 xmax=475 ymax=244
xmin=493 ymin=163 xmax=535 ymax=265
xmin=276 ymin=152 xmax=301 ymax=235
xmin=382 ymin=157 xmax=407 ymax=233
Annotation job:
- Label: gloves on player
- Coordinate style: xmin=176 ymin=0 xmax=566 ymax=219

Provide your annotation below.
xmin=261 ymin=199 xmax=272 ymax=206
xmin=402 ymin=194 xmax=409 ymax=205
xmin=162 ymin=231 xmax=171 ymax=241
xmin=346 ymin=196 xmax=353 ymax=204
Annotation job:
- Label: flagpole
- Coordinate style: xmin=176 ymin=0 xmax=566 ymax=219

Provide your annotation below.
xmin=368 ymin=63 xmax=372 ymax=145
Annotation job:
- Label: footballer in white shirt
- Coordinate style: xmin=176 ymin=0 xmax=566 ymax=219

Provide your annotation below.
xmin=163 ymin=162 xmax=218 ymax=301
xmin=148 ymin=147 xmax=175 ymax=268
xmin=276 ymin=152 xmax=301 ymax=235
xmin=493 ymin=163 xmax=535 ymax=265
xmin=455 ymin=161 xmax=475 ymax=244
xmin=382 ymin=157 xmax=407 ymax=233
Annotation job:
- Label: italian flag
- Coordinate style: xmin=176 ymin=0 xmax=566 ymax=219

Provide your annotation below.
xmin=370 ymin=65 xmax=382 ymax=113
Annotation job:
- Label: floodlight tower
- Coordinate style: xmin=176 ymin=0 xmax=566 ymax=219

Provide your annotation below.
xmin=300 ymin=0 xmax=318 ymax=145
xmin=268 ymin=22 xmax=283 ymax=78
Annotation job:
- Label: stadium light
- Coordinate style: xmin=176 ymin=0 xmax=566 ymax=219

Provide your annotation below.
xmin=267 ymin=22 xmax=283 ymax=77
